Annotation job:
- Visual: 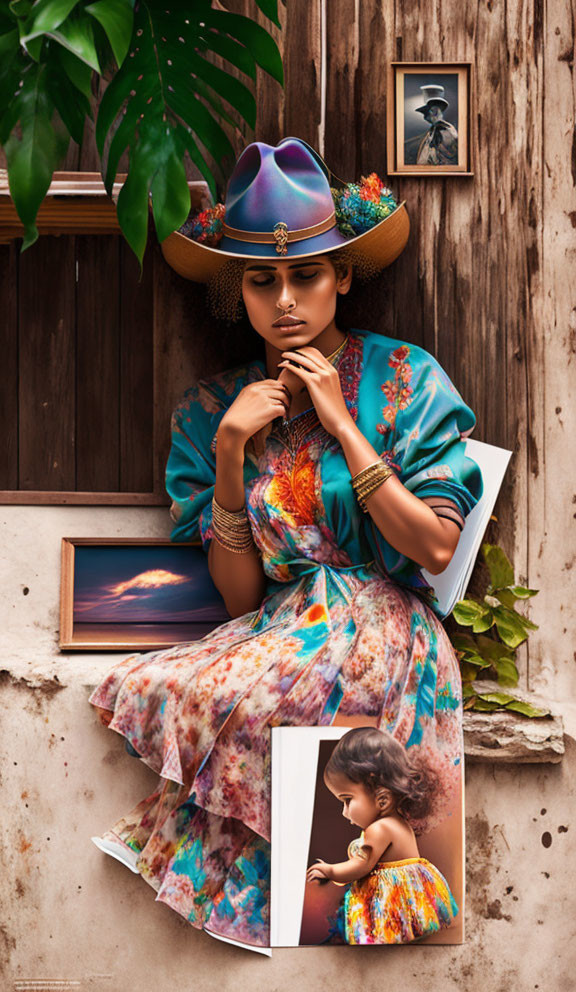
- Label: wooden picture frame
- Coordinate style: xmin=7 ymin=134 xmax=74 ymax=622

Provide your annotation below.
xmin=59 ymin=537 xmax=229 ymax=651
xmin=387 ymin=62 xmax=473 ymax=176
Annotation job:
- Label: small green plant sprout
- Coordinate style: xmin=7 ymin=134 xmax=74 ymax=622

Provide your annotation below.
xmin=450 ymin=543 xmax=548 ymax=718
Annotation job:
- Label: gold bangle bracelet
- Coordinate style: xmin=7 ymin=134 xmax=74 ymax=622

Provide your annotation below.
xmin=211 ymin=496 xmax=255 ymax=553
xmin=351 ymin=462 xmax=394 ymax=512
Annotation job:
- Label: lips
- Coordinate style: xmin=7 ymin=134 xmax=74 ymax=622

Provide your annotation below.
xmin=272 ymin=315 xmax=305 ymax=327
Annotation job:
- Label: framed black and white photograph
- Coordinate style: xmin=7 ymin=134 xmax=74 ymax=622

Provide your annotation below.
xmin=387 ymin=62 xmax=473 ymax=176
xmin=59 ymin=538 xmax=229 ymax=650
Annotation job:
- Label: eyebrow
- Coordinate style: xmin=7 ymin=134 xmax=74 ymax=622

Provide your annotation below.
xmin=244 ymin=261 xmax=325 ymax=271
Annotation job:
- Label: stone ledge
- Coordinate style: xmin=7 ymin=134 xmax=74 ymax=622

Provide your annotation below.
xmin=463 ymin=681 xmax=565 ymax=763
xmin=0 ymin=666 xmax=565 ymax=763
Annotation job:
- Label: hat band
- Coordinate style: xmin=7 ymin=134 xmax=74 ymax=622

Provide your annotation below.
xmin=222 ymin=213 xmax=337 ymax=255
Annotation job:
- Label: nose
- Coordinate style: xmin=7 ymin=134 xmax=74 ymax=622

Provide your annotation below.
xmin=275 ymin=274 xmax=296 ymax=313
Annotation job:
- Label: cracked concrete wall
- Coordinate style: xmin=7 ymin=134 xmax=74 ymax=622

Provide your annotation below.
xmin=1 ymin=505 xmax=575 ymax=991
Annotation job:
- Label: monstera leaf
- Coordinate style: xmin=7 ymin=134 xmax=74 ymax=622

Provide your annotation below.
xmin=0 ymin=0 xmax=283 ymax=257
xmin=97 ymin=0 xmax=283 ymax=260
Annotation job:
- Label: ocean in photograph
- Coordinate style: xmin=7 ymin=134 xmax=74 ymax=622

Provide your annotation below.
xmin=73 ymin=621 xmax=223 ymax=644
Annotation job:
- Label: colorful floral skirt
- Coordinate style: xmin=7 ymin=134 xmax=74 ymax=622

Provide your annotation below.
xmin=88 ymin=562 xmax=463 ymax=948
xmin=344 ymin=857 xmax=459 ymax=944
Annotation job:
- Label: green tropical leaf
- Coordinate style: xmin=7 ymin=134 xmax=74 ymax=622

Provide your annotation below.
xmin=20 ymin=0 xmax=80 ymax=45
xmin=493 ymin=657 xmax=519 ymax=686
xmin=0 ymin=26 xmax=19 ymax=59
xmin=493 ymin=605 xmax=538 ymax=648
xmin=482 ymin=543 xmax=514 ymax=590
xmin=474 ymin=635 xmax=514 ymax=661
xmin=451 ymin=633 xmax=477 ymax=652
xmin=8 ymin=0 xmax=33 ymax=31
xmin=206 ymin=29 xmax=257 ymax=79
xmin=494 ymin=589 xmax=518 ymax=609
xmin=509 ymin=585 xmax=539 ymax=599
xmin=3 ymin=62 xmax=69 ymax=248
xmin=460 ymin=661 xmax=484 ymax=682
xmin=149 ymin=127 xmax=190 ymax=242
xmin=470 ymin=698 xmax=500 ymax=712
xmin=95 ymin=0 xmax=281 ymax=226
xmin=57 ymin=43 xmax=94 ymax=100
xmin=204 ymin=9 xmax=283 ymax=83
xmin=463 ymin=695 xmax=478 ymax=710
xmin=46 ymin=10 xmax=101 ymax=71
xmin=453 ymin=598 xmax=488 ymax=625
xmin=44 ymin=41 xmax=91 ymax=143
xmin=103 ymin=83 xmax=156 ymax=191
xmin=85 ymin=0 xmax=133 ymax=68
xmin=472 ymin=612 xmax=495 ymax=633
xmin=253 ymin=0 xmax=281 ymax=29
xmin=115 ymin=122 xmax=155 ymax=261
xmin=505 ymin=700 xmax=549 ymax=718
xmin=177 ymin=122 xmax=216 ymax=201
xmin=477 ymin=690 xmax=516 ymax=706
xmin=1 ymin=0 xmax=284 ymax=259
xmin=0 ymin=29 xmax=26 ymax=142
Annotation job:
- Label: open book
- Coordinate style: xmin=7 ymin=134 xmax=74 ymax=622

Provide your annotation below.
xmin=271 ymin=726 xmax=465 ymax=948
xmin=422 ymin=438 xmax=512 ymax=618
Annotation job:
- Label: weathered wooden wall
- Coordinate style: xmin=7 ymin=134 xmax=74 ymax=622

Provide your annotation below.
xmin=164 ymin=0 xmax=575 ymax=702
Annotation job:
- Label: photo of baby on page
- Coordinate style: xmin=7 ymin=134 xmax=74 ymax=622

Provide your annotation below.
xmin=304 ymin=728 xmax=458 ymax=944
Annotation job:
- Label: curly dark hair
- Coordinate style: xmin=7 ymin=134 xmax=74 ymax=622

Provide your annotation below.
xmin=324 ymin=727 xmax=438 ymax=824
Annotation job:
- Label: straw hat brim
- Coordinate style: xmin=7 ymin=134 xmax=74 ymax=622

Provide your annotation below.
xmin=160 ymin=202 xmax=410 ymax=283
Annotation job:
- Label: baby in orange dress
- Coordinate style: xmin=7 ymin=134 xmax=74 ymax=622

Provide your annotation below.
xmin=306 ymin=727 xmax=458 ymax=944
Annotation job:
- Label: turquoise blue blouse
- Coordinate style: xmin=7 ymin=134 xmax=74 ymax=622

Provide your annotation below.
xmin=166 ymin=329 xmax=483 ymax=616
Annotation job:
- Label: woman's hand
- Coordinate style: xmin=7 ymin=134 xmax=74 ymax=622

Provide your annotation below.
xmin=278 ymin=347 xmax=353 ymax=438
xmin=306 ymin=859 xmax=334 ymax=882
xmin=217 ymin=379 xmax=290 ymax=446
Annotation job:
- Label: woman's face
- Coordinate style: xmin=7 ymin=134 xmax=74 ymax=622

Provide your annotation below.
xmin=241 ymin=255 xmax=351 ymax=352
xmin=324 ymin=770 xmax=382 ymax=830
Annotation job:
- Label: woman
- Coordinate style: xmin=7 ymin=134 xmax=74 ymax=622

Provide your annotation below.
xmin=89 ymin=137 xmax=482 ymax=949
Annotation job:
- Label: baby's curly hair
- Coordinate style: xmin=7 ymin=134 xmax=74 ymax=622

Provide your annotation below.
xmin=205 ymin=246 xmax=382 ymax=323
xmin=324 ymin=727 xmax=438 ymax=824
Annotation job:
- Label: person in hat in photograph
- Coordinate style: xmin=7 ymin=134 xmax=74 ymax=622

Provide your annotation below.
xmin=410 ymin=84 xmax=459 ymax=166
xmin=88 ymin=137 xmax=482 ymax=949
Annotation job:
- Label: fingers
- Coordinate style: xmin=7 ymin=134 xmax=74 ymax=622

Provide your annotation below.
xmin=277 ymin=362 xmax=309 ymax=383
xmin=280 ymin=350 xmax=325 ymax=373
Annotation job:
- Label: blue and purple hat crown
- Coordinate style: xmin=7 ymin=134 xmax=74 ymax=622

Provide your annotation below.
xmin=163 ymin=137 xmax=409 ymax=281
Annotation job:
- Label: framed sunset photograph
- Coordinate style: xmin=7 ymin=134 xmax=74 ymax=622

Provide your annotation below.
xmin=387 ymin=62 xmax=473 ymax=176
xmin=59 ymin=538 xmax=230 ymax=650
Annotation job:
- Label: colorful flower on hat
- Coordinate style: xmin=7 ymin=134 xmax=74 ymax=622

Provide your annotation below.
xmin=180 ymin=202 xmax=226 ymax=247
xmin=331 ymin=173 xmax=398 ymax=237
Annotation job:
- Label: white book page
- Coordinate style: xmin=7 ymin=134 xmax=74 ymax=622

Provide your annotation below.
xmin=271 ymin=726 xmax=351 ymax=947
xmin=422 ymin=439 xmax=512 ymax=617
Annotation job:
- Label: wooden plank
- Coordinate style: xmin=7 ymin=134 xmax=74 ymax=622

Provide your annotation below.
xmin=324 ymin=0 xmax=359 ymax=178
xmin=527 ymin=0 xmax=576 ymax=695
xmin=119 ymin=236 xmax=155 ymax=492
xmin=151 ymin=234 xmax=204 ymax=498
xmin=0 ymin=490 xmax=168 ymax=505
xmin=254 ymin=1 xmax=285 ymax=144
xmin=0 ymin=242 xmax=18 ymax=488
xmin=76 ymin=235 xmax=121 ymax=491
xmin=283 ymin=0 xmax=322 ymax=146
xmin=18 ymin=236 xmax=76 ymax=491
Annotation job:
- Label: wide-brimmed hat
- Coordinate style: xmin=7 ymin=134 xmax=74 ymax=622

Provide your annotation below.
xmin=415 ymin=84 xmax=449 ymax=115
xmin=160 ymin=137 xmax=409 ymax=282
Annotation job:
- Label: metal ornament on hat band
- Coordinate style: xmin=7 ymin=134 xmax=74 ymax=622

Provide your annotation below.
xmin=221 ymin=212 xmax=337 ymax=255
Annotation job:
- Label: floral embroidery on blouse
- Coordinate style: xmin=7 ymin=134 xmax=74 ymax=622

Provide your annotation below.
xmin=266 ymin=446 xmax=317 ymax=528
xmin=377 ymin=345 xmax=415 ymax=435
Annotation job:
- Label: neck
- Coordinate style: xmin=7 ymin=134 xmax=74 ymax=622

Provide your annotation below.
xmin=265 ymin=322 xmax=347 ymax=378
